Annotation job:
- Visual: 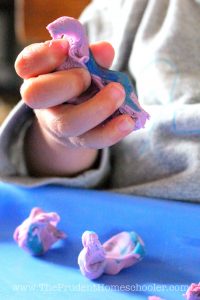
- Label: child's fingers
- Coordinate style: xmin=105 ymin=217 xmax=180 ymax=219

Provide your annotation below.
xmin=35 ymin=82 xmax=125 ymax=137
xmin=68 ymin=115 xmax=135 ymax=149
xmin=20 ymin=69 xmax=91 ymax=109
xmin=15 ymin=39 xmax=69 ymax=79
xmin=15 ymin=40 xmax=114 ymax=80
xmin=90 ymin=41 xmax=115 ymax=68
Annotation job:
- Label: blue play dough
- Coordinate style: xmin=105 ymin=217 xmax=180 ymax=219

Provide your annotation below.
xmin=86 ymin=50 xmax=141 ymax=112
xmin=26 ymin=223 xmax=44 ymax=255
xmin=129 ymin=231 xmax=145 ymax=258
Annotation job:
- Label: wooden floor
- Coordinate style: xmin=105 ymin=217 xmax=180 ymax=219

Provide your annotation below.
xmin=15 ymin=0 xmax=91 ymax=44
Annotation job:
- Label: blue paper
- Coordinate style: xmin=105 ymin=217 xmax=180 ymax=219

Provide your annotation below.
xmin=0 ymin=183 xmax=199 ymax=300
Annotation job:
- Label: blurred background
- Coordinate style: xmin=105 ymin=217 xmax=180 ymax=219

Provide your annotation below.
xmin=0 ymin=0 xmax=91 ymax=124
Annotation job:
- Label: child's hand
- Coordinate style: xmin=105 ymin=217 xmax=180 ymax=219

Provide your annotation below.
xmin=15 ymin=39 xmax=135 ymax=149
xmin=14 ymin=40 xmax=135 ymax=176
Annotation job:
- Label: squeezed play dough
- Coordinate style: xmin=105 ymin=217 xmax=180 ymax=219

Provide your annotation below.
xmin=47 ymin=16 xmax=150 ymax=130
xmin=78 ymin=231 xmax=145 ymax=280
xmin=13 ymin=207 xmax=66 ymax=255
xmin=184 ymin=283 xmax=200 ymax=300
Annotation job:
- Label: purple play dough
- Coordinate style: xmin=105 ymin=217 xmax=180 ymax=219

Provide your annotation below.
xmin=13 ymin=207 xmax=66 ymax=255
xmin=78 ymin=231 xmax=145 ymax=280
xmin=184 ymin=283 xmax=200 ymax=300
xmin=47 ymin=16 xmax=149 ymax=130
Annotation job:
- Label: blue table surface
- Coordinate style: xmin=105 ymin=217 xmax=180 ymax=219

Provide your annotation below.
xmin=0 ymin=182 xmax=199 ymax=300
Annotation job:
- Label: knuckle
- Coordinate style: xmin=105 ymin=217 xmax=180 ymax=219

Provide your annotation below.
xmin=43 ymin=113 xmax=66 ymax=141
xmin=68 ymin=136 xmax=87 ymax=148
xmin=54 ymin=115 xmax=76 ymax=138
xmin=55 ymin=118 xmax=68 ymax=137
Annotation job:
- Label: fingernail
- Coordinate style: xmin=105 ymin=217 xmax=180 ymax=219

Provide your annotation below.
xmin=20 ymin=81 xmax=27 ymax=96
xmin=47 ymin=39 xmax=68 ymax=54
xmin=118 ymin=118 xmax=135 ymax=132
xmin=110 ymin=83 xmax=125 ymax=102
xmin=59 ymin=39 xmax=69 ymax=52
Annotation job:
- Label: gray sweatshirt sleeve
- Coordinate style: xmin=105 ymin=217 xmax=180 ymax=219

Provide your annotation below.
xmin=0 ymin=101 xmax=110 ymax=188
